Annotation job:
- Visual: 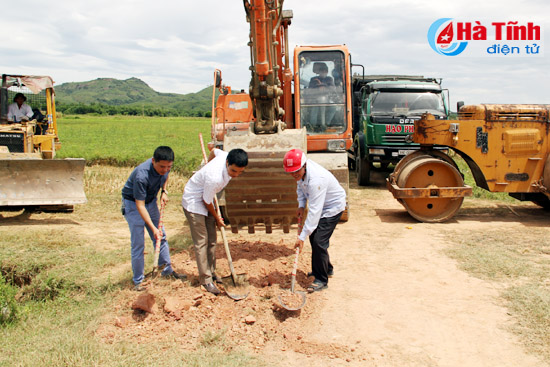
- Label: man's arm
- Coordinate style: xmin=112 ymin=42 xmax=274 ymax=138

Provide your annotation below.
xmin=24 ymin=105 xmax=33 ymax=118
xmin=160 ymin=176 xmax=169 ymax=205
xmin=204 ymin=200 xmax=225 ymax=228
xmin=298 ymin=179 xmax=328 ymax=241
xmin=135 ymin=199 xmax=162 ymax=240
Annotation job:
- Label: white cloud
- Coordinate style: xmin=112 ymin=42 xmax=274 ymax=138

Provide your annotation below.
xmin=0 ymin=0 xmax=547 ymax=108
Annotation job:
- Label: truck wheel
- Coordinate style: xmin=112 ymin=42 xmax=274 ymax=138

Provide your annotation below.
xmin=356 ymin=156 xmax=371 ymax=186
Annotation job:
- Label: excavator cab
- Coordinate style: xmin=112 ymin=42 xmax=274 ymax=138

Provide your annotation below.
xmin=294 ymin=46 xmax=353 ymax=153
xmin=296 ymin=50 xmax=348 ymax=137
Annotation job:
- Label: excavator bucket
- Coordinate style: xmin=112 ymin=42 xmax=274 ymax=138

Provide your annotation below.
xmin=0 ymin=157 xmax=87 ymax=212
xmin=223 ymin=128 xmax=307 ymax=234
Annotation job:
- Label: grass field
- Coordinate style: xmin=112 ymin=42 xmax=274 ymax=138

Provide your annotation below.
xmin=56 ymin=115 xmax=212 ymax=175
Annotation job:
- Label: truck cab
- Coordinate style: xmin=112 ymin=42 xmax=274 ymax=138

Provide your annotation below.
xmin=350 ymin=75 xmax=449 ymax=185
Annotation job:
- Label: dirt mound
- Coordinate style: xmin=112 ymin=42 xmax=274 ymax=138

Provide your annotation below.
xmin=95 ymin=238 xmax=366 ymax=362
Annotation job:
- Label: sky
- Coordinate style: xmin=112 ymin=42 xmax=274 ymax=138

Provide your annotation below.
xmin=2 ymin=0 xmax=548 ymax=109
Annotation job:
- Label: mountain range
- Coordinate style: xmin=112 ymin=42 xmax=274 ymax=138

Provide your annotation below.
xmin=55 ymin=77 xmax=215 ymax=114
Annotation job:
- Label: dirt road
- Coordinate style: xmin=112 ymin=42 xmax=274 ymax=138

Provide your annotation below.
xmin=267 ymin=170 xmax=547 ymax=366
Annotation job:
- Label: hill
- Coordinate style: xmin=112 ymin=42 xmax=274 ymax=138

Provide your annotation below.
xmin=55 ymin=77 xmax=215 ymax=116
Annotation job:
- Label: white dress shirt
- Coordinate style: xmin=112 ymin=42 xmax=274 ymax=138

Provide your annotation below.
xmin=297 ymin=159 xmax=346 ymax=241
xmin=7 ymin=103 xmax=33 ymax=122
xmin=182 ymin=149 xmax=230 ymax=216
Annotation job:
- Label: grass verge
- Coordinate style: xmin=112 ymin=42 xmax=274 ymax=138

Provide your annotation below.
xmin=445 ymin=228 xmax=550 ymax=362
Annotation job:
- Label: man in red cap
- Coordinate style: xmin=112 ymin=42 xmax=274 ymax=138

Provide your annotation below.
xmin=283 ymin=148 xmax=346 ymax=292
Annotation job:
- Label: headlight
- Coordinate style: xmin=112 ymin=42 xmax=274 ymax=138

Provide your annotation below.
xmin=327 ymin=139 xmax=346 ymax=151
xmin=368 ymin=148 xmax=385 ymax=155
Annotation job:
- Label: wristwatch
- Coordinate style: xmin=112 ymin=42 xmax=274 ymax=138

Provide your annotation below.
xmin=161 ymin=189 xmax=168 ymax=195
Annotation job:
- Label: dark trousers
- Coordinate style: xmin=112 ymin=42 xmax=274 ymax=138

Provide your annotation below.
xmin=309 ymin=211 xmax=343 ymax=285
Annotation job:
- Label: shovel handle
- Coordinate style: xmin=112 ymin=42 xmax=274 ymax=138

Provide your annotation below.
xmin=291 ymin=217 xmax=303 ymax=293
xmin=198 ymin=133 xmax=239 ymax=285
xmin=290 ymin=246 xmax=300 ymax=293
xmin=153 ymin=199 xmax=166 ymax=270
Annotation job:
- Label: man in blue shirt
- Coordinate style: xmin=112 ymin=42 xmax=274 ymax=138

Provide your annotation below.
xmin=284 ymin=148 xmax=346 ymax=293
xmin=122 ymin=146 xmax=185 ymax=291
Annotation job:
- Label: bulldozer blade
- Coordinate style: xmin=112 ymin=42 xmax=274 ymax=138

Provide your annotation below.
xmin=221 ymin=273 xmax=250 ymax=301
xmin=0 ymin=158 xmax=87 ymax=211
xmin=222 ymin=128 xmax=307 ymax=233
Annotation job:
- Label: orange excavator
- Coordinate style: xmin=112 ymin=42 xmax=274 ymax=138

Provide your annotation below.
xmin=211 ymin=0 xmax=353 ymax=233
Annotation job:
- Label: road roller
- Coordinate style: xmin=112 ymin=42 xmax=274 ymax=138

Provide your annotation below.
xmin=387 ymin=104 xmax=550 ymax=222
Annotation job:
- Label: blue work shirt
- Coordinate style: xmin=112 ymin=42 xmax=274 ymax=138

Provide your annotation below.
xmin=297 ymin=159 xmax=346 ymax=241
xmin=122 ymin=158 xmax=168 ymax=203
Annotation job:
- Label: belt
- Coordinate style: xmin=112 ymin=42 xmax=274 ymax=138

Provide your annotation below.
xmin=122 ymin=195 xmax=154 ymax=204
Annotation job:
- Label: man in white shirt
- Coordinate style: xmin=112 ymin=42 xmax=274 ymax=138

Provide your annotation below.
xmin=7 ymin=93 xmax=33 ymax=122
xmin=284 ymin=148 xmax=346 ymax=293
xmin=182 ymin=148 xmax=248 ymax=295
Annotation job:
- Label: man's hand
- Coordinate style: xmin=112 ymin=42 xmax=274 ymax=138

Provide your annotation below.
xmin=160 ymin=190 xmax=169 ymax=205
xmin=215 ymin=215 xmax=226 ymax=229
xmin=154 ymin=227 xmax=163 ymax=241
xmin=295 ymin=238 xmax=304 ymax=251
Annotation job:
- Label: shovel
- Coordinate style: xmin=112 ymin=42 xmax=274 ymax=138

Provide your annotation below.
xmin=278 ymin=220 xmax=307 ymax=311
xmin=198 ymin=133 xmax=249 ymax=300
xmin=218 ymin=222 xmax=250 ymax=300
xmin=151 ymin=199 xmax=166 ymax=278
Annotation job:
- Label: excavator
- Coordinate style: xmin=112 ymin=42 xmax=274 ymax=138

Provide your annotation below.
xmin=211 ymin=0 xmax=353 ymax=234
xmin=0 ymin=74 xmax=86 ymax=214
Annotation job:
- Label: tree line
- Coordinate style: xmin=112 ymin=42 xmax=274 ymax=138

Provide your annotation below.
xmin=56 ymin=102 xmax=212 ymax=117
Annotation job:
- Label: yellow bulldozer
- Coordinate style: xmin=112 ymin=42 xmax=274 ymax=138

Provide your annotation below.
xmin=387 ymin=104 xmax=550 ymax=222
xmin=0 ymin=74 xmax=86 ymax=213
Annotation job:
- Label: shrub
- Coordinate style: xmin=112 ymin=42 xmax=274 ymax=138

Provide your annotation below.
xmin=0 ymin=274 xmax=19 ymax=326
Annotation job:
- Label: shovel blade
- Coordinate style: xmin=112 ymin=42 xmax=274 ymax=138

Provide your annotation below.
xmin=221 ymin=273 xmax=250 ymax=300
xmin=277 ymin=290 xmax=307 ymax=311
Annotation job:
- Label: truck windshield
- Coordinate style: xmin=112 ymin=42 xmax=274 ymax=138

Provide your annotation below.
xmin=370 ymin=92 xmax=446 ymax=117
xmin=298 ymin=51 xmax=347 ymax=135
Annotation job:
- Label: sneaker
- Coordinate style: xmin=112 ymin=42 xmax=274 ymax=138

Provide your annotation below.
xmin=134 ymin=283 xmax=146 ymax=291
xmin=203 ymin=282 xmax=221 ymax=295
xmin=162 ymin=271 xmax=187 ymax=280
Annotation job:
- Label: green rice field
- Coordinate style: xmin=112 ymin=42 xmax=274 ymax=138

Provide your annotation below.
xmin=56 ymin=115 xmax=211 ymax=175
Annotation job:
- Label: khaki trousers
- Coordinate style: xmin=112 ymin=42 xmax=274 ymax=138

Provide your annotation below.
xmin=183 ymin=208 xmax=217 ymax=284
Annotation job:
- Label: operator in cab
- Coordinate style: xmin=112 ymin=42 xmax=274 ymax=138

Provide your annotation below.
xmin=181 ymin=147 xmax=248 ymax=295
xmin=283 ymin=149 xmax=346 ymax=293
xmin=7 ymin=93 xmax=33 ymax=123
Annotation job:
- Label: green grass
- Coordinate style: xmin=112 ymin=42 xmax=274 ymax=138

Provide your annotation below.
xmin=56 ymin=115 xmax=211 ymax=175
xmin=0 ymin=294 xmax=260 ymax=367
xmin=445 ymin=228 xmax=550 ymax=361
xmin=0 ymin=184 xmax=263 ymax=367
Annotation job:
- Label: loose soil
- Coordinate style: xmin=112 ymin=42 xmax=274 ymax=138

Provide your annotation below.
xmin=4 ymin=168 xmax=550 ymax=366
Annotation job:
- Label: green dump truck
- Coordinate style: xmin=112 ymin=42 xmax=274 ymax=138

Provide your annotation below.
xmin=349 ymin=75 xmax=449 ymax=185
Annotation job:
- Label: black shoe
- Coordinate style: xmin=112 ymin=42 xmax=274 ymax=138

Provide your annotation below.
xmin=203 ymin=282 xmax=221 ymax=295
xmin=162 ymin=271 xmax=187 ymax=280
xmin=212 ymin=274 xmax=223 ymax=284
